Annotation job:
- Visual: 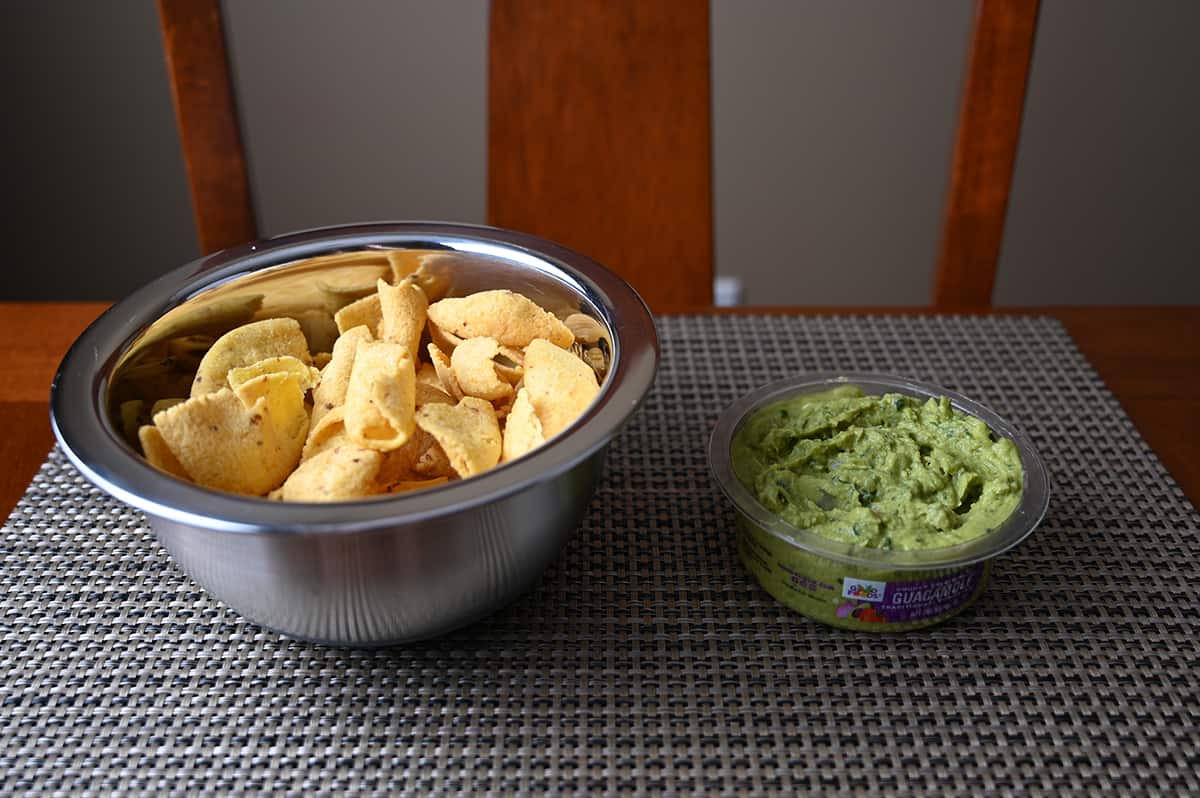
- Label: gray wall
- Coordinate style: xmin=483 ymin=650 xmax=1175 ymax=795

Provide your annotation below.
xmin=995 ymin=0 xmax=1200 ymax=305
xmin=3 ymin=1 xmax=1198 ymax=304
xmin=222 ymin=0 xmax=487 ymax=237
xmin=1 ymin=0 xmax=197 ymax=300
xmin=712 ymin=0 xmax=973 ymax=305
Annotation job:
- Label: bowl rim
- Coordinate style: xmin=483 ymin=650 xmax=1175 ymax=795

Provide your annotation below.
xmin=51 ymin=221 xmax=659 ymax=534
xmin=708 ymin=372 xmax=1050 ymax=571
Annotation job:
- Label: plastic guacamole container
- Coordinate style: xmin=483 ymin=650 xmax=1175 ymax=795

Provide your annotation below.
xmin=709 ymin=373 xmax=1049 ymax=632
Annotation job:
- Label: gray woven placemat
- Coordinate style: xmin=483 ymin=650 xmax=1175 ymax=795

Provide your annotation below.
xmin=3 ymin=315 xmax=1197 ymax=796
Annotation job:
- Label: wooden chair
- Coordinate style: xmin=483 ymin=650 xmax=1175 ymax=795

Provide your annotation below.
xmin=158 ymin=0 xmax=1039 ymax=311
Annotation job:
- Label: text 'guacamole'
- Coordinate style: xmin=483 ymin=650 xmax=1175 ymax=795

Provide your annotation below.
xmin=731 ymin=386 xmax=1023 ymax=551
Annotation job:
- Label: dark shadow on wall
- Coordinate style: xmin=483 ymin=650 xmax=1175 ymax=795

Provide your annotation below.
xmin=1 ymin=0 xmax=198 ymax=301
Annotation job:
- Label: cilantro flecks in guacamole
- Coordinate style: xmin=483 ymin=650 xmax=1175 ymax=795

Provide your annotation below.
xmin=731 ymin=386 xmax=1023 ymax=551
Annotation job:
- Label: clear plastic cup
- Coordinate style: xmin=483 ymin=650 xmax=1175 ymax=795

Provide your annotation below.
xmin=709 ymin=373 xmax=1049 ymax=632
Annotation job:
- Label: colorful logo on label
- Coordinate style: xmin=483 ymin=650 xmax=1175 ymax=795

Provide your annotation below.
xmin=841 ymin=577 xmax=887 ymax=602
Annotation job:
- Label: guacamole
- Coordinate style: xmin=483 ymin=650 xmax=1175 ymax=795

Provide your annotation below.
xmin=731 ymin=386 xmax=1023 ymax=551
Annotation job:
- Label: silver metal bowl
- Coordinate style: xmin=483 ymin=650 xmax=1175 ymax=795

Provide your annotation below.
xmin=50 ymin=222 xmax=659 ymax=645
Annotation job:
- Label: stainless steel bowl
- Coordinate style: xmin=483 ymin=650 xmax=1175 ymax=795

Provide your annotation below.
xmin=50 ymin=222 xmax=659 ymax=645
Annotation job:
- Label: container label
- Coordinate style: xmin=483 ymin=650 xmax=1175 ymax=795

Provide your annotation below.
xmin=835 ymin=565 xmax=985 ymax=624
xmin=841 ymin=578 xmax=887 ymax=602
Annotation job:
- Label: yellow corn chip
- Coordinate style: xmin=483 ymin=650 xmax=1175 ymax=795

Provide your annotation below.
xmin=501 ymin=387 xmax=545 ymax=463
xmin=413 ymin=438 xmax=455 ymax=479
xmin=564 ymin=313 xmax=607 ymax=344
xmin=388 ymin=476 xmax=449 ymax=494
xmin=227 ymin=355 xmax=320 ymax=394
xmin=378 ymin=278 xmax=428 ymax=361
xmin=333 ymin=292 xmax=382 ymax=337
xmin=451 ymin=336 xmax=514 ymax=402
xmin=385 ymin=250 xmax=420 ymax=283
xmin=312 ymin=325 xmax=373 ymax=427
xmin=138 ymin=424 xmax=191 ymax=480
xmin=302 ymin=405 xmax=348 ymax=461
xmin=416 ymin=382 xmax=455 ymax=407
xmin=493 ymin=345 xmax=525 ymax=385
xmin=427 ymin=342 xmax=463 ymax=401
xmin=275 ymin=444 xmax=382 ymax=502
xmin=344 ymin=341 xmax=416 ymax=451
xmin=191 ymin=317 xmax=311 ymax=397
xmin=232 ymin=370 xmax=311 ymax=458
xmin=427 ymin=290 xmax=574 ymax=348
xmin=523 ymin=338 xmax=601 ymax=438
xmin=428 ymin=322 xmax=463 ymax=355
xmin=491 ymin=392 xmax=516 ymax=421
xmin=154 ymin=384 xmax=307 ymax=495
xmin=374 ymin=427 xmax=426 ymax=486
xmin=415 ymin=396 xmax=501 ymax=478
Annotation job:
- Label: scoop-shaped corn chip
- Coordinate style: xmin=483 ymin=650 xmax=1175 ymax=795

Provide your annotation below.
xmin=416 ymin=361 xmax=441 ymax=388
xmin=138 ymin=424 xmax=191 ymax=480
xmin=275 ymin=444 xmax=382 ymax=502
xmin=428 ymin=322 xmax=463 ymax=354
xmin=427 ymin=290 xmax=573 ymax=348
xmin=389 ymin=476 xmax=449 ymax=494
xmin=564 ymin=312 xmax=607 ymax=344
xmin=312 ymin=325 xmax=373 ymax=427
xmin=333 ymin=293 xmax=382 ymax=337
xmin=154 ymin=384 xmax=308 ymax=495
xmin=413 ymin=438 xmax=454 ymax=479
xmin=344 ymin=341 xmax=416 ymax=451
xmin=491 ymin=392 xmax=516 ymax=421
xmin=416 ymin=382 xmax=455 ymax=407
xmin=375 ymin=427 xmax=427 ymax=485
xmin=524 ymin=338 xmax=601 ymax=439
xmin=501 ymin=387 xmax=545 ymax=463
xmin=404 ymin=254 xmax=454 ymax=302
xmin=385 ymin=250 xmax=421 ymax=283
xmin=427 ymin=342 xmax=463 ymax=401
xmin=414 ymin=363 xmax=455 ymax=407
xmin=451 ymin=336 xmax=514 ymax=401
xmin=191 ymin=317 xmax=311 ymax=397
xmin=232 ymin=371 xmax=311 ymax=464
xmin=303 ymin=405 xmax=348 ymax=461
xmin=378 ymin=278 xmax=428 ymax=361
xmin=415 ymin=396 xmax=501 ymax=478
xmin=493 ymin=346 xmax=524 ymax=385
xmin=227 ymin=355 xmax=320 ymax=395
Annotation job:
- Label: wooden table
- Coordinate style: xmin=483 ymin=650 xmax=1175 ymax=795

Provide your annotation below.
xmin=2 ymin=303 xmax=1197 ymax=517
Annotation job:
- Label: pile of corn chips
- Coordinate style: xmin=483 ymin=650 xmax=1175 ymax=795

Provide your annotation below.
xmin=129 ymin=273 xmax=605 ymax=502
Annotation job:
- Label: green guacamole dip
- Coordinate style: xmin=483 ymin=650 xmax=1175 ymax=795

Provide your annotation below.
xmin=731 ymin=386 xmax=1023 ymax=551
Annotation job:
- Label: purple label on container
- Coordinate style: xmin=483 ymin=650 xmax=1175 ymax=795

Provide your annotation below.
xmin=835 ymin=565 xmax=984 ymax=624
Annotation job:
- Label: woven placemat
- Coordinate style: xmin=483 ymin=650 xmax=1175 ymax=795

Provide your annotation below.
xmin=3 ymin=315 xmax=1197 ymax=796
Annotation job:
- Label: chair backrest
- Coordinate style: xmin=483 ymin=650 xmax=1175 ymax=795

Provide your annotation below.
xmin=158 ymin=0 xmax=1039 ymax=311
